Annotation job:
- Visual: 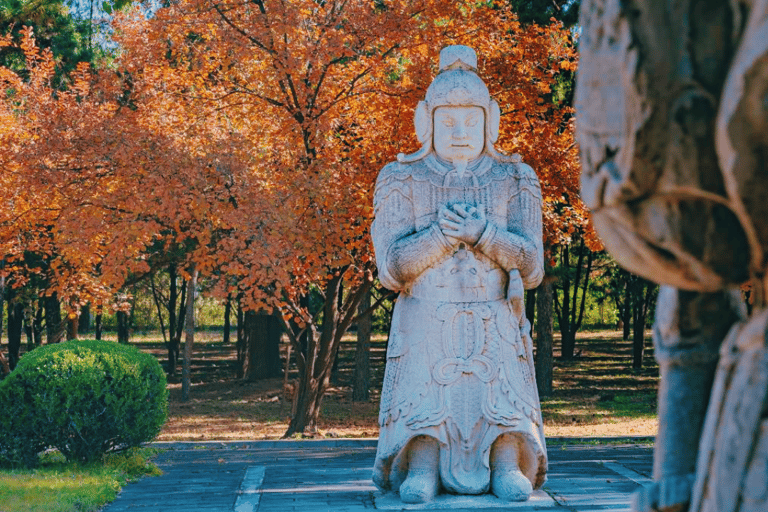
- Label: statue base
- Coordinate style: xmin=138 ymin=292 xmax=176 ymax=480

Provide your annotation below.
xmin=374 ymin=489 xmax=556 ymax=509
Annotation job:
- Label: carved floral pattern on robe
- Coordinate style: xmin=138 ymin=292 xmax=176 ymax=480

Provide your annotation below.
xmin=371 ymin=153 xmax=548 ymax=495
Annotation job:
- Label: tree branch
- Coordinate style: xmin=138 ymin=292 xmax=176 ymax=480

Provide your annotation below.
xmin=212 ymin=3 xmax=275 ymax=56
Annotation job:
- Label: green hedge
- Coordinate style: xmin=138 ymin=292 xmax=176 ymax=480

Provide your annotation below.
xmin=0 ymin=339 xmax=168 ymax=467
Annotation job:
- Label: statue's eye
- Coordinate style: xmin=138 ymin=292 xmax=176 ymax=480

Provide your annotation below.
xmin=441 ymin=118 xmax=454 ymax=127
xmin=466 ymin=116 xmax=479 ymax=127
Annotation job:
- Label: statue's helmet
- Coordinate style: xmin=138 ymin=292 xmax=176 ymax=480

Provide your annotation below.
xmin=401 ymin=46 xmax=504 ymax=162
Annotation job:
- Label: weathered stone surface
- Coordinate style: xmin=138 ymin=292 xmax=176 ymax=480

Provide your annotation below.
xmin=102 ymin=440 xmax=654 ymax=512
xmin=577 ymin=1 xmax=768 ymax=511
xmin=374 ymin=489 xmax=556 ymax=509
xmin=371 ymin=45 xmax=547 ymax=504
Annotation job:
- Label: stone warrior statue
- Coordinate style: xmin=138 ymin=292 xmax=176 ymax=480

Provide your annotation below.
xmin=371 ymin=45 xmax=547 ymax=504
xmin=577 ymin=1 xmax=768 ymax=511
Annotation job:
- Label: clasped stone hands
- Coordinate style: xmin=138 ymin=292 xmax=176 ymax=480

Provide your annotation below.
xmin=439 ymin=203 xmax=487 ymax=246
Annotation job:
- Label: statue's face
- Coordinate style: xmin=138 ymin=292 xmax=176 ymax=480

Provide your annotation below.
xmin=433 ymin=106 xmax=484 ymax=162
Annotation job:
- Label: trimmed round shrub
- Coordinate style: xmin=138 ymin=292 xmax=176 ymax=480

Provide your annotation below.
xmin=0 ymin=339 xmax=168 ymax=467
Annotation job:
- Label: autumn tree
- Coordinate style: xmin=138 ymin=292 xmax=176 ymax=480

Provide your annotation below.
xmin=0 ymin=23 xmax=234 ymax=346
xmin=553 ymin=235 xmax=594 ymax=360
xmin=0 ymin=29 xmax=78 ymax=362
xmin=599 ymin=263 xmax=659 ymax=369
xmin=0 ymin=0 xmax=93 ymax=82
xmin=1 ymin=3 xmax=597 ymax=432
xmin=103 ymin=0 xmax=479 ymax=434
xmin=0 ymin=1 xmax=95 ymax=353
xmin=148 ymin=264 xmax=190 ymax=375
xmin=481 ymin=18 xmax=600 ymax=386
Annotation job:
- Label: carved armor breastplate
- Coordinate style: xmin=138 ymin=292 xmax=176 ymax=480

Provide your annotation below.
xmin=408 ymin=246 xmax=507 ymax=302
xmin=406 ymin=155 xmax=510 ymax=302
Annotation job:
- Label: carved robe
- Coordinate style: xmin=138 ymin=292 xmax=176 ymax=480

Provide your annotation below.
xmin=575 ymin=1 xmax=768 ymax=510
xmin=371 ymin=153 xmax=547 ymax=495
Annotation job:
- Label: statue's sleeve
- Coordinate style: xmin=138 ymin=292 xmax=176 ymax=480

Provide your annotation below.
xmin=371 ymin=163 xmax=454 ymax=291
xmin=475 ymin=162 xmax=544 ymax=289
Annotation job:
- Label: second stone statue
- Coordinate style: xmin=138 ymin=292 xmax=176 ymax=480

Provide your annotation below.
xmin=371 ymin=45 xmax=548 ymax=504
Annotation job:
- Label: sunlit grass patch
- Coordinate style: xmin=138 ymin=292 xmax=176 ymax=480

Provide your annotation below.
xmin=0 ymin=448 xmax=161 ymax=512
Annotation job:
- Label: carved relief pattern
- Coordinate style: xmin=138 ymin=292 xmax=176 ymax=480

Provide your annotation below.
xmin=576 ymin=1 xmax=768 ymax=511
xmin=372 ymin=153 xmax=547 ymax=495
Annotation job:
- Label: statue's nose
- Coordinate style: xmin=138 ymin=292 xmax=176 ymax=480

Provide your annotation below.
xmin=454 ymin=123 xmax=467 ymax=139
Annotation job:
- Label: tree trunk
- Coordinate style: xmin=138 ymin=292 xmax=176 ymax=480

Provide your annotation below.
xmin=223 ymin=295 xmax=232 ymax=344
xmin=166 ymin=265 xmax=185 ymax=376
xmin=330 ymin=346 xmax=342 ymax=385
xmin=78 ymin=305 xmax=91 ymax=334
xmin=24 ymin=308 xmax=34 ymax=349
xmin=149 ymin=274 xmax=168 ymax=344
xmin=0 ymin=276 xmax=11 ymax=375
xmin=33 ymin=306 xmax=43 ymax=347
xmin=330 ymin=284 xmax=346 ymax=385
xmin=44 ymin=293 xmax=62 ymax=344
xmin=181 ymin=269 xmax=197 ymax=402
xmin=535 ymin=274 xmax=555 ymax=397
xmin=116 ymin=310 xmax=130 ymax=344
xmin=7 ymin=293 xmax=23 ymax=370
xmin=236 ymin=300 xmax=245 ymax=379
xmin=284 ymin=273 xmax=373 ymax=436
xmin=286 ymin=278 xmax=342 ymax=436
xmin=525 ymin=288 xmax=536 ymax=328
xmin=622 ymin=279 xmax=631 ymax=341
xmin=288 ymin=355 xmax=323 ymax=434
xmin=0 ymin=276 xmax=7 ymax=376
xmin=557 ymin=245 xmax=574 ymax=359
xmin=631 ymin=279 xmax=657 ymax=370
xmin=66 ymin=316 xmax=78 ymax=341
xmin=632 ymin=313 xmax=645 ymax=370
xmin=352 ymin=288 xmax=372 ymax=402
xmin=176 ymin=279 xmax=187 ymax=342
xmin=560 ymin=331 xmax=576 ymax=361
xmin=555 ymin=240 xmax=594 ymax=360
xmin=242 ymin=309 xmax=282 ymax=381
xmin=95 ymin=310 xmax=102 ymax=340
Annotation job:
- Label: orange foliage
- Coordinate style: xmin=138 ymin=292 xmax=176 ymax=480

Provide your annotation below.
xmin=0 ymin=3 xmax=593 ymax=432
xmin=106 ymin=2 xmax=593 ymax=312
xmin=0 ymin=26 xmax=232 ymax=315
xmin=1 ymin=5 xmax=591 ymax=314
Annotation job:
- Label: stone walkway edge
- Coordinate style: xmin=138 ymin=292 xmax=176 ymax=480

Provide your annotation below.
xmin=149 ymin=435 xmax=655 ymax=450
xmin=100 ymin=437 xmax=656 ymax=511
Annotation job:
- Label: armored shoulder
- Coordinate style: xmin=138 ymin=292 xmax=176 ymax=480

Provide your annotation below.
xmin=374 ymin=161 xmax=413 ymax=208
xmin=513 ymin=161 xmax=542 ymax=199
xmin=487 ymin=159 xmax=541 ymax=195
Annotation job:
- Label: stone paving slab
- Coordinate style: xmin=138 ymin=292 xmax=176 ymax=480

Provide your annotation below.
xmin=101 ymin=439 xmax=654 ymax=512
xmin=374 ymin=489 xmax=556 ymax=509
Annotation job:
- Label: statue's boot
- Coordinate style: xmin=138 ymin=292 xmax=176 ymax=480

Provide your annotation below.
xmin=491 ymin=438 xmax=532 ymax=501
xmin=399 ymin=436 xmax=439 ymax=503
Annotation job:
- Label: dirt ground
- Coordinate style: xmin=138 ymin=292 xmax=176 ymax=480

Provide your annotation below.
xmin=146 ymin=329 xmax=660 ymax=440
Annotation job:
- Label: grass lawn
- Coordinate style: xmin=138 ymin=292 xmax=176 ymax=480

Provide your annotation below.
xmin=0 ymin=448 xmax=161 ymax=512
xmin=128 ymin=328 xmax=659 ymax=440
xmin=0 ymin=328 xmax=656 ymax=512
xmin=1 ymin=328 xmax=659 ymax=442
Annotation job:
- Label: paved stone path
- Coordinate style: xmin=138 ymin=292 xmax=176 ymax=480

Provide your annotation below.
xmin=102 ymin=439 xmax=654 ymax=512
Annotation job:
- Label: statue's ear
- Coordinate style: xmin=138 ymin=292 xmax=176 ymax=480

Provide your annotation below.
xmin=489 ymin=100 xmax=500 ymax=143
xmin=414 ymin=101 xmax=430 ymax=144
